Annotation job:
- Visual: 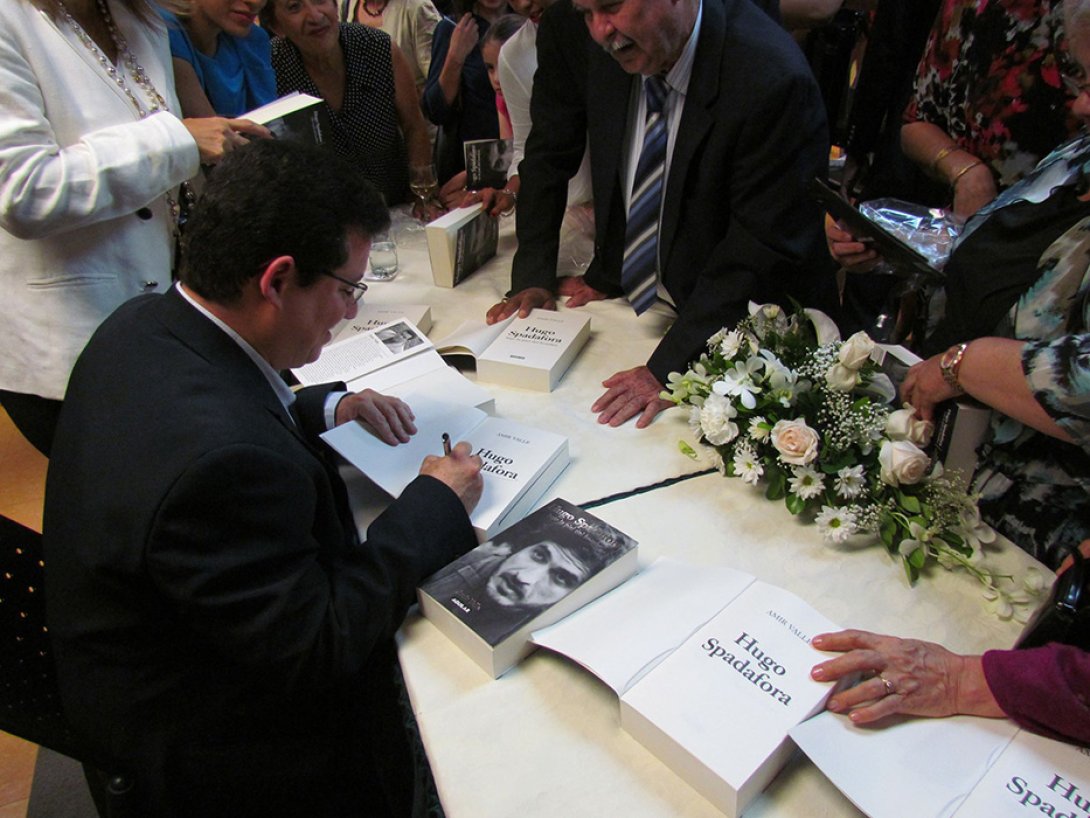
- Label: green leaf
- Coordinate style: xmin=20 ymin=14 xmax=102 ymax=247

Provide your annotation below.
xmin=902 ymin=557 xmax=919 ymax=585
xmin=879 ymin=516 xmax=898 ymax=548
xmin=678 ymin=440 xmax=698 ymax=459
xmin=908 ymin=547 xmax=927 ymax=569
xmin=765 ymin=470 xmax=787 ymax=501
xmin=785 ymin=493 xmax=806 ymax=515
xmin=897 ymin=491 xmax=921 ymax=514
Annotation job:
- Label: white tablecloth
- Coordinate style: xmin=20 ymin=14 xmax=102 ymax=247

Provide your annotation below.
xmin=358 ymin=210 xmax=1045 ymax=817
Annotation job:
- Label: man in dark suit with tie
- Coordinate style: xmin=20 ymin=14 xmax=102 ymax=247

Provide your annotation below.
xmin=43 ymin=141 xmax=484 ymax=816
xmin=487 ymin=0 xmax=836 ymax=428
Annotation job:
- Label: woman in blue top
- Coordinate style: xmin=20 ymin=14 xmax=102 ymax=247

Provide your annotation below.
xmin=163 ymin=0 xmax=278 ymax=117
xmin=422 ymin=0 xmax=509 ymax=184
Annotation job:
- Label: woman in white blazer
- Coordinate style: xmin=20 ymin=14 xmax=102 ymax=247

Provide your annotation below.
xmin=0 ymin=0 xmax=268 ymax=454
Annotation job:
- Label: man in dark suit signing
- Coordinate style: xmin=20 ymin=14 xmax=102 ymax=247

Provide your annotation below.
xmin=487 ymin=0 xmax=835 ymax=428
xmin=43 ymin=141 xmax=483 ymax=816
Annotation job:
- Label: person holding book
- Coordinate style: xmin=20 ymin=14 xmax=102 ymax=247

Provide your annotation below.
xmin=422 ymin=0 xmax=511 ymax=184
xmin=43 ymin=140 xmax=484 ymax=814
xmin=0 ymin=0 xmax=270 ymax=456
xmin=830 ymin=0 xmax=1090 ymax=570
xmin=162 ymin=0 xmax=279 ymax=117
xmin=485 ymin=0 xmax=837 ymax=429
xmin=261 ymin=0 xmax=439 ymax=210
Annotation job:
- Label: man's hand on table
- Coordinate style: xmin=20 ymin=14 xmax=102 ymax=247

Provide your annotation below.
xmin=421 ymin=440 xmax=484 ymax=513
xmin=592 ymin=365 xmax=674 ymax=428
xmin=335 ymin=389 xmax=416 ymax=445
xmin=558 ymin=275 xmax=608 ymax=307
xmin=486 ymin=287 xmax=556 ymax=323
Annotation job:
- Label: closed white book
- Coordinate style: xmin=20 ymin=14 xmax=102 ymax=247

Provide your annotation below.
xmin=426 ymin=204 xmax=498 ymax=287
xmin=321 ymin=396 xmax=569 ymax=541
xmin=790 ymin=709 xmax=1090 ymax=818
xmin=531 ymin=558 xmax=840 ymax=817
xmin=418 ymin=499 xmax=638 ymax=678
xmin=435 ymin=310 xmax=591 ymax=392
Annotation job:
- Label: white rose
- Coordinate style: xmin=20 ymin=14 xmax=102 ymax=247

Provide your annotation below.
xmin=825 ymin=362 xmax=859 ymax=391
xmin=770 ymin=418 xmax=820 ymax=466
xmin=878 ymin=439 xmax=930 ymax=486
xmin=699 ymin=393 xmax=739 ymax=446
xmin=838 ymin=331 xmax=877 ymax=371
xmin=885 ymin=406 xmax=934 ymax=447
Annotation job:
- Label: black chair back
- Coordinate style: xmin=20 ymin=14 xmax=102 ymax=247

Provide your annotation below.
xmin=0 ymin=514 xmax=84 ymax=758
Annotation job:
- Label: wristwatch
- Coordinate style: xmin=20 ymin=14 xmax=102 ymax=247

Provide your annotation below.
xmin=939 ymin=342 xmax=969 ymax=392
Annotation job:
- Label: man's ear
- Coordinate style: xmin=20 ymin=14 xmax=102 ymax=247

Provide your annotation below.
xmin=257 ymin=256 xmax=296 ymax=308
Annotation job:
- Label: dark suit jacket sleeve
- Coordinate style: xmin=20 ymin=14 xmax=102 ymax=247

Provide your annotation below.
xmin=642 ymin=43 xmax=831 ymax=382
xmin=508 ymin=1 xmax=589 ymax=295
xmin=144 ymin=443 xmax=474 ymax=691
xmin=422 ymin=18 xmax=456 ymax=126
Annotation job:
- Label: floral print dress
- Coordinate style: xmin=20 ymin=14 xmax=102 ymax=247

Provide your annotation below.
xmin=904 ymin=0 xmax=1078 ymax=189
xmin=973 ymin=213 xmax=1090 ymax=568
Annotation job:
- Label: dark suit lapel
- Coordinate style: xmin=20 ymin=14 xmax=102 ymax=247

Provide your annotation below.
xmin=660 ymin=0 xmax=729 ymax=261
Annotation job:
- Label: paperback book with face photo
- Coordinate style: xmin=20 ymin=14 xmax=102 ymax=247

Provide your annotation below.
xmin=242 ymin=92 xmax=330 ymax=147
xmin=417 ymin=499 xmax=638 ymax=678
xmin=426 ymin=204 xmax=499 ymax=288
xmin=464 ymin=137 xmax=513 ymax=190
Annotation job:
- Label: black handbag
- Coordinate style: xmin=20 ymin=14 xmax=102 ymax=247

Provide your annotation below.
xmin=1016 ymin=547 xmax=1090 ymax=652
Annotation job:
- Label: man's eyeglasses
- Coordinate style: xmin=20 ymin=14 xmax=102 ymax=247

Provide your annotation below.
xmin=1062 ymin=72 xmax=1090 ymax=98
xmin=322 ymin=271 xmax=368 ymax=303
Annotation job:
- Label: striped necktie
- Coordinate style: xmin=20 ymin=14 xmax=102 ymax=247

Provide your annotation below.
xmin=621 ymin=75 xmax=669 ymax=316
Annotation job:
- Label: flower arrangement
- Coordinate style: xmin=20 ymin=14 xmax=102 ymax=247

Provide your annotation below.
xmin=663 ymin=304 xmax=1034 ymax=604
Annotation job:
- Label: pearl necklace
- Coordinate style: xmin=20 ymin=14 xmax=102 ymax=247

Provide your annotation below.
xmin=55 ymin=0 xmax=193 ymax=237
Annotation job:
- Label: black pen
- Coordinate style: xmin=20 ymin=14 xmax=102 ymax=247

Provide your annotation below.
xmin=442 ymin=433 xmax=452 ymax=456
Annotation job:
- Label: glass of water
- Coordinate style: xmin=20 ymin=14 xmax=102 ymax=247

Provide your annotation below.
xmin=366 ymin=229 xmax=398 ymax=281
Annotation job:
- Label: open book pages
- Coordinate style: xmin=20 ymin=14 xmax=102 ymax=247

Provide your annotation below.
xmin=791 ymin=709 xmax=1090 ymax=818
xmin=292 ymin=319 xmax=432 ymax=387
xmin=331 ymin=305 xmax=433 ymax=341
xmin=320 ymin=395 xmax=568 ymax=540
xmin=532 ymin=558 xmax=840 ymax=817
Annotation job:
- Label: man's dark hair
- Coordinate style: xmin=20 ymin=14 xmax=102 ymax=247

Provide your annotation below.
xmin=180 ymin=140 xmax=389 ymax=302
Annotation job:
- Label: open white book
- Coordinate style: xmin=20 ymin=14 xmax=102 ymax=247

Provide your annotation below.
xmin=435 ymin=310 xmax=591 ymax=392
xmin=790 ymin=709 xmax=1090 ymax=818
xmin=418 ymin=499 xmax=638 ymax=678
xmin=293 ymin=318 xmax=493 ymax=412
xmin=531 ymin=558 xmax=840 ymax=817
xmin=321 ymin=396 xmax=569 ymax=540
xmin=331 ymin=304 xmax=433 ymax=341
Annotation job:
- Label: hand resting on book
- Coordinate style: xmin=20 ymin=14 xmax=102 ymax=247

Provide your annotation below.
xmin=809 ymin=629 xmax=1005 ymax=725
xmin=334 ymin=389 xmax=417 ymax=445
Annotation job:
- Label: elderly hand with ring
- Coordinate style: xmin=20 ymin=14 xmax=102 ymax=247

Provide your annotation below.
xmin=809 ymin=629 xmax=1004 ymax=725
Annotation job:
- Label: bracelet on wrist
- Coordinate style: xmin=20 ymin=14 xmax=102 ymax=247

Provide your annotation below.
xmin=930 ymin=144 xmax=958 ymax=173
xmin=950 ymin=160 xmax=984 ymax=188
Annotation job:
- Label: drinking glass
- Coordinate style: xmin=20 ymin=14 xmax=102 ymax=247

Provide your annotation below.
xmin=410 ymin=164 xmax=439 ymax=215
xmin=366 ymin=228 xmax=399 ymax=281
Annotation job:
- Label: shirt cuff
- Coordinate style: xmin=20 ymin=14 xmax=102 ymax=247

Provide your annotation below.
xmin=324 ymin=391 xmax=348 ymax=430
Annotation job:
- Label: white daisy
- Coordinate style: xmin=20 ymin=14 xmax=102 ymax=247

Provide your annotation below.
xmin=788 ymin=465 xmax=824 ymax=500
